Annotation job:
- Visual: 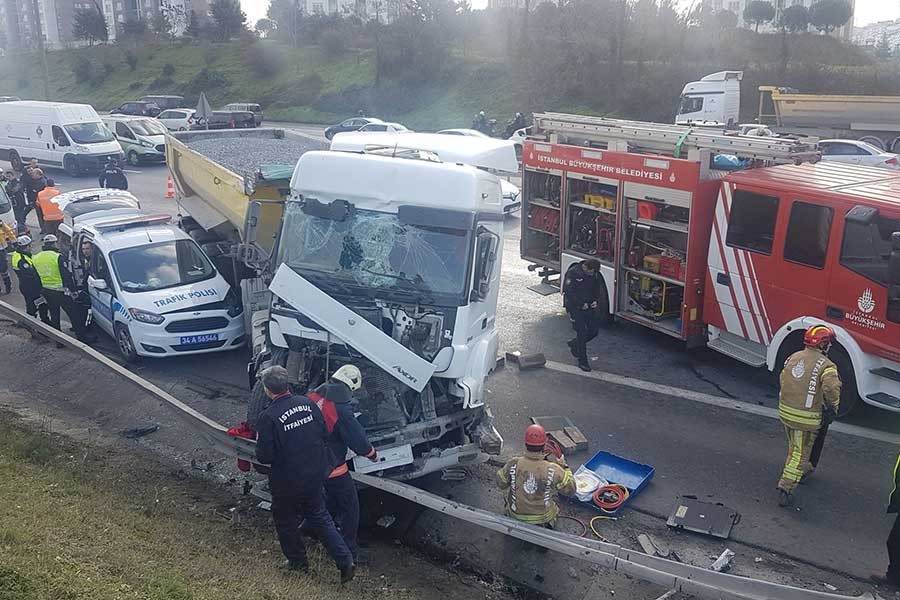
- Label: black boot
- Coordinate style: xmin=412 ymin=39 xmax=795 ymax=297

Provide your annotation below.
xmin=281 ymin=559 xmax=309 ymax=573
xmin=778 ymin=489 xmax=793 ymax=507
xmin=567 ymin=339 xmax=578 ymax=358
xmin=578 ymin=359 xmax=591 ymax=372
xmin=340 ymin=564 xmax=355 ymax=584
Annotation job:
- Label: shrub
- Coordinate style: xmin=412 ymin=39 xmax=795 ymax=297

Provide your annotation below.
xmin=260 ymin=73 xmax=325 ymax=107
xmin=185 ymin=68 xmax=230 ymax=94
xmin=162 ymin=62 xmax=175 ymax=77
xmin=73 ymin=56 xmax=96 ymax=84
xmin=244 ymin=43 xmax=286 ymax=77
xmin=128 ymin=81 xmax=144 ymax=90
xmin=320 ymin=30 xmax=344 ymax=56
xmin=125 ymin=50 xmax=138 ymax=71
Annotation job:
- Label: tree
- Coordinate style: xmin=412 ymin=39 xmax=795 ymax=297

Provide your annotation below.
xmin=267 ymin=0 xmax=303 ymax=46
xmin=210 ymin=0 xmax=247 ymax=41
xmin=876 ymin=33 xmax=893 ymax=60
xmin=151 ymin=11 xmax=172 ymax=39
xmin=184 ymin=10 xmax=202 ymax=39
xmin=808 ymin=0 xmax=852 ymax=35
xmin=779 ymin=4 xmax=808 ymax=33
xmin=120 ymin=19 xmax=148 ymax=37
xmin=742 ymin=0 xmax=774 ymax=33
xmin=712 ymin=9 xmax=738 ymax=30
xmin=255 ymin=17 xmax=275 ymax=37
xmin=72 ymin=5 xmax=108 ymax=46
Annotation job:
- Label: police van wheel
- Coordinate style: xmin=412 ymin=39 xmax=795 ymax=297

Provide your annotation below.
xmin=830 ymin=346 xmax=860 ymax=419
xmin=115 ymin=323 xmax=140 ymax=363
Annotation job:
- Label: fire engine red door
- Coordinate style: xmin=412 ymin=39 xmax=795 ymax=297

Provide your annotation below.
xmin=828 ymin=206 xmax=900 ymax=363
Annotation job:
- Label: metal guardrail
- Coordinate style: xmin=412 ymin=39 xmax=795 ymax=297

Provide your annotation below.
xmin=0 ymin=300 xmax=879 ymax=600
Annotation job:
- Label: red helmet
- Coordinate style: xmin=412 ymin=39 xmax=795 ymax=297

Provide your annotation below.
xmin=804 ymin=325 xmax=835 ymax=348
xmin=525 ymin=424 xmax=547 ymax=447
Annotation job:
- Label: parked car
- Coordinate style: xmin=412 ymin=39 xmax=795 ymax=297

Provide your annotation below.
xmin=500 ymin=179 xmax=520 ymax=214
xmin=223 ymin=103 xmax=263 ymax=126
xmin=102 ymin=115 xmax=168 ymax=166
xmin=324 ymin=117 xmax=385 ymax=140
xmin=357 ymin=122 xmax=409 ymax=133
xmin=436 ymin=128 xmax=491 ymax=138
xmin=191 ymin=111 xmax=256 ymax=130
xmin=111 ymin=101 xmax=161 ymax=118
xmin=140 ymin=95 xmax=184 ymax=111
xmin=157 ymin=108 xmax=196 ymax=131
xmin=0 ymin=96 xmax=21 ymax=103
xmin=819 ymin=139 xmax=900 ymax=170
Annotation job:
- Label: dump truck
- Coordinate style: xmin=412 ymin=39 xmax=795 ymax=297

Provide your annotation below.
xmin=166 ymin=128 xmax=507 ymax=479
xmin=676 ymin=71 xmax=900 ymax=152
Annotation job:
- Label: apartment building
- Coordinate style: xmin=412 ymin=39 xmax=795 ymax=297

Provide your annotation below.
xmin=702 ymin=0 xmax=856 ymax=41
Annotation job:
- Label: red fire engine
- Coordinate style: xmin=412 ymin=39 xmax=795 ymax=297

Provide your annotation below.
xmin=521 ymin=113 xmax=900 ymax=416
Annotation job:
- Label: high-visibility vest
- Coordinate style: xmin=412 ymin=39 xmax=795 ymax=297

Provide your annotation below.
xmin=36 ymin=188 xmax=63 ymax=222
xmin=11 ymin=251 xmax=33 ymax=270
xmin=32 ymin=250 xmax=63 ymax=290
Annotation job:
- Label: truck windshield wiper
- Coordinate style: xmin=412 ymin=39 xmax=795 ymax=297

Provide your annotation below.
xmin=362 ymin=268 xmax=424 ymax=288
xmin=362 ymin=269 xmax=436 ymax=304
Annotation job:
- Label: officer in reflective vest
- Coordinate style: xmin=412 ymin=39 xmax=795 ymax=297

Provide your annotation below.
xmin=35 ymin=179 xmax=63 ymax=235
xmin=11 ymin=235 xmax=50 ymax=324
xmin=32 ymin=234 xmax=92 ymax=342
xmin=777 ymin=325 xmax=841 ymax=507
xmin=875 ymin=451 xmax=900 ymax=588
xmin=497 ymin=424 xmax=576 ymax=526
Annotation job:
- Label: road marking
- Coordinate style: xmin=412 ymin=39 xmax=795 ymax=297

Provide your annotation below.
xmin=545 ymin=360 xmax=900 ymax=445
xmin=123 ymin=169 xmax=141 ymax=174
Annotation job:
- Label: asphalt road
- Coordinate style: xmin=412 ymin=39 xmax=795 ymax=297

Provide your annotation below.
xmin=4 ymin=141 xmax=900 ymax=584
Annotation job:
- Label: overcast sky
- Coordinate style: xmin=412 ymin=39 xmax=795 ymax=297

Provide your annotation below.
xmin=239 ymin=0 xmax=899 ymax=28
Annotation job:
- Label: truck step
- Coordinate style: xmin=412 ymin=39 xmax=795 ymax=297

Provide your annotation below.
xmin=707 ymin=332 xmax=766 ymax=368
xmin=871 ymin=367 xmax=900 ymax=383
xmin=867 ymin=393 xmax=900 ymax=410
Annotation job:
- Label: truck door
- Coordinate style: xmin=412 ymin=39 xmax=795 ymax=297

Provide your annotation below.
xmin=771 ymin=197 xmax=838 ymax=334
xmin=829 ymin=206 xmax=900 ymax=372
xmin=705 ymin=183 xmax=778 ymax=346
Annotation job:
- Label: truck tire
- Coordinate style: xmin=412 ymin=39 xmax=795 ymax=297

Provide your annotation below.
xmin=830 ymin=345 xmax=861 ymax=419
xmin=8 ymin=151 xmax=22 ymax=172
xmin=246 ymin=347 xmax=288 ymax=425
xmin=859 ymin=136 xmax=885 ymax=151
xmin=891 ymin=136 xmax=900 ymax=154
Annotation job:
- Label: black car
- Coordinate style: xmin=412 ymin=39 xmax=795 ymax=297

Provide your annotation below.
xmin=111 ymin=101 xmax=161 ymax=117
xmin=140 ymin=95 xmax=184 ymax=111
xmin=191 ymin=110 xmax=256 ymax=130
xmin=324 ymin=117 xmax=385 ymax=140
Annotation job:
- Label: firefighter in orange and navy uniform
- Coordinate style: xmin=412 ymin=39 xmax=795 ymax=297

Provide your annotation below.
xmin=497 ymin=424 xmax=576 ymax=526
xmin=777 ymin=325 xmax=841 ymax=507
xmin=308 ymin=364 xmax=377 ymax=562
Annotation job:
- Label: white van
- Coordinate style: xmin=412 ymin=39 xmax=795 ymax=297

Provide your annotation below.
xmin=0 ymin=101 xmax=124 ymax=176
xmin=64 ymin=210 xmax=245 ymax=361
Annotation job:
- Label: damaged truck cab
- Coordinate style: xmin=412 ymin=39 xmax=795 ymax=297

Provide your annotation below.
xmin=166 ymin=130 xmax=509 ymax=480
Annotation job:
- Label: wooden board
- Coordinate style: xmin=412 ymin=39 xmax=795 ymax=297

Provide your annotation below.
xmin=564 ymin=426 xmax=589 ymax=451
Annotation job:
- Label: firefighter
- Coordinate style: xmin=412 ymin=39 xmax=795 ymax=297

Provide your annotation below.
xmin=308 ymin=364 xmax=378 ymax=563
xmin=497 ymin=424 xmax=576 ymax=526
xmin=563 ymin=258 xmax=602 ymax=372
xmin=254 ymin=366 xmax=355 ymax=583
xmin=11 ymin=236 xmax=50 ymax=324
xmin=776 ymin=325 xmax=841 ymax=507
xmin=877 ymin=450 xmax=900 ymax=588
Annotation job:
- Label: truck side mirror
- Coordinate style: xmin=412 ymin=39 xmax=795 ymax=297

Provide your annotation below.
xmin=470 ymin=225 xmax=499 ymax=303
xmin=889 ymin=232 xmax=900 ymax=286
xmin=244 ymin=200 xmax=261 ymax=245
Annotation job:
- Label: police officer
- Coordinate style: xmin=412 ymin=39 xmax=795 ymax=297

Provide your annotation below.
xmin=11 ymin=235 xmax=50 ymax=324
xmin=308 ymin=364 xmax=378 ymax=563
xmin=0 ymin=219 xmax=16 ymax=294
xmin=777 ymin=325 xmax=841 ymax=507
xmin=32 ymin=234 xmax=93 ymax=342
xmin=254 ymin=366 xmax=355 ymax=583
xmin=98 ymin=159 xmax=128 ymax=190
xmin=563 ymin=258 xmax=602 ymax=372
xmin=497 ymin=424 xmax=575 ymax=526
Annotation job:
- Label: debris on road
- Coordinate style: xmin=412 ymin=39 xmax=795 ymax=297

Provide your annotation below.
xmin=666 ymin=497 xmax=740 ymax=539
xmin=377 ymin=515 xmax=397 ymax=528
xmin=709 ymin=549 xmax=735 ymax=572
xmin=638 ymin=534 xmax=658 ymax=556
xmin=120 ymin=423 xmax=159 ymax=439
xmin=506 ymin=351 xmax=547 ymax=370
xmin=530 ymin=416 xmax=588 ymax=452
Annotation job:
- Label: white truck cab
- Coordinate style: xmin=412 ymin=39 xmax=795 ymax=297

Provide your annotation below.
xmin=675 ymin=71 xmax=743 ymax=127
xmin=67 ymin=211 xmax=245 ymax=361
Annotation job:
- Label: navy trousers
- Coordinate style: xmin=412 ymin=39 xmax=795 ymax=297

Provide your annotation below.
xmin=271 ymin=490 xmax=353 ymax=569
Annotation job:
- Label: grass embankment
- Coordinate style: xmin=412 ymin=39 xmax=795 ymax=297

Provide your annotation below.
xmin=0 ymin=415 xmax=425 ymax=600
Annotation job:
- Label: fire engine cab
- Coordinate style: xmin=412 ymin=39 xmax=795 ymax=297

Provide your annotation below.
xmin=521 ymin=113 xmax=900 ymax=416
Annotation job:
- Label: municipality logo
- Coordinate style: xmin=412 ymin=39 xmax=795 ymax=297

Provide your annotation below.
xmin=858 ymin=288 xmax=876 ymax=314
xmin=791 ymin=359 xmax=806 ymax=379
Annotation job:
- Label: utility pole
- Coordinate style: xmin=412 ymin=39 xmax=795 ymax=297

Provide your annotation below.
xmin=30 ymin=0 xmax=51 ymax=101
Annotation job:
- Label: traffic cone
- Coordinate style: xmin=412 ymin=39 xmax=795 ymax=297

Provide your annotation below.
xmin=166 ymin=174 xmax=175 ymax=199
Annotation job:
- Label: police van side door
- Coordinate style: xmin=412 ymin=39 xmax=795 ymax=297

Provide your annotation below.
xmin=87 ymin=245 xmax=116 ymax=335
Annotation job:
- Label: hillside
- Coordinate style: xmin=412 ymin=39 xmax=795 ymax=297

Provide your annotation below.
xmin=2 ymin=37 xmax=900 ymax=130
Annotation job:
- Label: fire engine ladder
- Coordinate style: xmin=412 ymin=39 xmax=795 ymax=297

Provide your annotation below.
xmin=533 ymin=112 xmax=821 ymax=164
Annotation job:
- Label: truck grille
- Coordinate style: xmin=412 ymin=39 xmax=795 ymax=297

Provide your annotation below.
xmin=165 ymin=317 xmax=229 ymax=333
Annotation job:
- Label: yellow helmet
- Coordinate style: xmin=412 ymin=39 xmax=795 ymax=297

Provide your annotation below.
xmin=332 ymin=364 xmax=362 ymax=391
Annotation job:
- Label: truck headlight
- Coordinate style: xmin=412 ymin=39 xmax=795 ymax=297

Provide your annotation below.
xmin=128 ymin=307 xmax=165 ymax=324
xmin=225 ymin=288 xmax=243 ymax=318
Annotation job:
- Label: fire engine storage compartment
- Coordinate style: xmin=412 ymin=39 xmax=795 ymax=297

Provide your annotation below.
xmin=522 ymin=167 xmax=563 ymax=266
xmin=619 ymin=183 xmax=691 ymax=337
xmin=565 ymin=174 xmax=619 ymax=264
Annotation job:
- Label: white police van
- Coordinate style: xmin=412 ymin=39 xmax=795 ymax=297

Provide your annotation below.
xmin=62 ymin=209 xmax=245 ymax=361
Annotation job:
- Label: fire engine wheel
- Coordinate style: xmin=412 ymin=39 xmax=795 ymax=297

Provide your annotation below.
xmin=829 ymin=346 xmax=861 ymax=419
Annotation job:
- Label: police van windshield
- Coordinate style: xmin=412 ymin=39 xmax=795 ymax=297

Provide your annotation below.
xmin=110 ymin=239 xmax=215 ymax=292
xmin=65 ymin=121 xmax=114 ymax=144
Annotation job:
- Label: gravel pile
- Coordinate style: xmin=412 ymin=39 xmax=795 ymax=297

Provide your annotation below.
xmin=185 ymin=135 xmax=327 ymax=179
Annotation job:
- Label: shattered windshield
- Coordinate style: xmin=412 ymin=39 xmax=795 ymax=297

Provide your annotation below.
xmin=279 ymin=203 xmax=471 ymax=303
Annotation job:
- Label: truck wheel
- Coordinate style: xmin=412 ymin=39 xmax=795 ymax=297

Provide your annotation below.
xmin=114 ymin=323 xmax=140 ymax=363
xmin=830 ymin=345 xmax=861 ymax=419
xmin=63 ymin=156 xmax=80 ymax=177
xmin=8 ymin=151 xmax=22 ymax=172
xmin=891 ymin=137 xmax=900 ymax=154
xmin=859 ymin=136 xmax=885 ymax=151
xmin=247 ymin=379 xmax=269 ymax=426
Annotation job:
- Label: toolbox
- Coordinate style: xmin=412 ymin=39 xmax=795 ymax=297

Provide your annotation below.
xmin=666 ymin=496 xmax=740 ymax=539
xmin=574 ymin=450 xmax=654 ymax=516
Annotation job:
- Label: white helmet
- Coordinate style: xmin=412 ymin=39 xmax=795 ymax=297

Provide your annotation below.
xmin=332 ymin=364 xmax=362 ymax=391
xmin=42 ymin=234 xmax=58 ymax=244
xmin=16 ymin=235 xmax=32 ymax=247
